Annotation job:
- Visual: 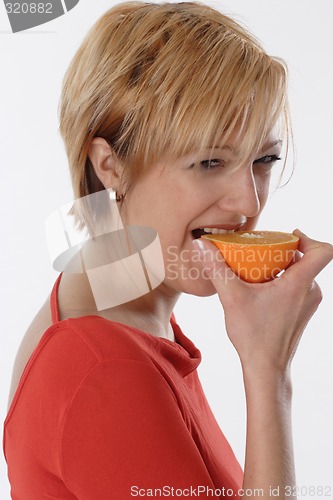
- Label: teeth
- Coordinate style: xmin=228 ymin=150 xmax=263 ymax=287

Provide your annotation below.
xmin=203 ymin=228 xmax=235 ymax=235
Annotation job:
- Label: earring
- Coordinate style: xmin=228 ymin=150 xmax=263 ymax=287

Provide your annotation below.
xmin=116 ymin=191 xmax=125 ymax=203
xmin=110 ymin=187 xmax=125 ymax=202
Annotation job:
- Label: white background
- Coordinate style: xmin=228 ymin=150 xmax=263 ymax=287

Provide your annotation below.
xmin=1 ymin=0 xmax=332 ymax=498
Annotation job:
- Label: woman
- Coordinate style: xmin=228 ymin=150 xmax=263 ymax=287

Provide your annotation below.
xmin=4 ymin=1 xmax=332 ymax=498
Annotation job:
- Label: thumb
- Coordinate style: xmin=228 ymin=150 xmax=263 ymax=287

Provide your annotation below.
xmin=192 ymin=238 xmax=243 ymax=296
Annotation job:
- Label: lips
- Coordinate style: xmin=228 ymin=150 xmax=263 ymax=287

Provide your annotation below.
xmin=191 ymin=223 xmax=246 ymax=239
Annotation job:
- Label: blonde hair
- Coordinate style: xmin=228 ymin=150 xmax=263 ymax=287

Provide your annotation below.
xmin=58 ymin=1 xmax=290 ymax=228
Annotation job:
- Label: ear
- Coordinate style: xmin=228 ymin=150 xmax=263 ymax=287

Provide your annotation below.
xmin=88 ymin=137 xmax=123 ymax=190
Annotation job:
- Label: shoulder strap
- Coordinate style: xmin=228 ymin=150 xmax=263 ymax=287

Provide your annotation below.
xmin=50 ymin=272 xmax=63 ymax=324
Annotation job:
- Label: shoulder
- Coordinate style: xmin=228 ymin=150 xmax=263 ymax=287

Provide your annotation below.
xmin=21 ymin=313 xmax=158 ymax=378
xmin=6 ymin=316 xmax=170 ymax=425
xmin=59 ymin=315 xmax=159 ymax=365
xmin=24 ymin=315 xmax=160 ymax=387
xmin=40 ymin=319 xmax=178 ymax=413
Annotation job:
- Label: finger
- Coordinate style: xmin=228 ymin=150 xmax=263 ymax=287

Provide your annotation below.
xmin=192 ymin=238 xmax=244 ymax=297
xmin=283 ymin=229 xmax=333 ymax=282
xmin=284 ymin=249 xmax=302 ymax=270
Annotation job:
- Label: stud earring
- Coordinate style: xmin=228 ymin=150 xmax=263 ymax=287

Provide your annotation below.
xmin=110 ymin=188 xmax=125 ymax=202
xmin=116 ymin=191 xmax=125 ymax=203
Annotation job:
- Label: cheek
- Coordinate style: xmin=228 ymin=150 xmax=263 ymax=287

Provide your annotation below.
xmin=255 ymin=172 xmax=271 ymax=207
xmin=163 ymin=248 xmax=218 ymax=296
xmin=122 ymin=189 xmax=191 ymax=253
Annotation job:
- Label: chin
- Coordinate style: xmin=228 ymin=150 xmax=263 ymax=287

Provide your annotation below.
xmin=166 ymin=276 xmax=217 ymax=297
xmin=184 ymin=280 xmax=218 ymax=297
xmin=187 ymin=287 xmax=218 ymax=298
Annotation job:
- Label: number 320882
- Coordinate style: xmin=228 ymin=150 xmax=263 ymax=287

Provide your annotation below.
xmin=5 ymin=3 xmax=53 ymax=14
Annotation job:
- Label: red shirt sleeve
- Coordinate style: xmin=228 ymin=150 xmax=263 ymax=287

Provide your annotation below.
xmin=60 ymin=358 xmax=221 ymax=498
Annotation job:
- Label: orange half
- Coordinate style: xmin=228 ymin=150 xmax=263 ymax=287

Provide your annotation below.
xmin=201 ymin=231 xmax=299 ymax=283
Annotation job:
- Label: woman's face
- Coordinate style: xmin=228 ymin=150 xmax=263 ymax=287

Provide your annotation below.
xmin=119 ymin=130 xmax=282 ymax=297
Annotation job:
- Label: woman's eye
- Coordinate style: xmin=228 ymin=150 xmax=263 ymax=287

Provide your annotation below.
xmin=253 ymin=154 xmax=282 ymax=166
xmin=195 ymin=159 xmax=224 ymax=170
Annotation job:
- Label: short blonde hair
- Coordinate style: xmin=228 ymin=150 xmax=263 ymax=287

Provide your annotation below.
xmin=58 ymin=1 xmax=290 ymax=223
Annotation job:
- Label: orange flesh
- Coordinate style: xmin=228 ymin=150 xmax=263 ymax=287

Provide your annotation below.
xmin=201 ymin=231 xmax=299 ymax=245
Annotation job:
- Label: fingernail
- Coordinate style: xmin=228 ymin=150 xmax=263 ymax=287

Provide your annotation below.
xmin=192 ymin=238 xmax=214 ymax=264
xmin=192 ymin=238 xmax=206 ymax=257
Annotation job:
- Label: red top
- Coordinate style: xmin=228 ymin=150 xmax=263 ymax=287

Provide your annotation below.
xmin=4 ymin=274 xmax=243 ymax=499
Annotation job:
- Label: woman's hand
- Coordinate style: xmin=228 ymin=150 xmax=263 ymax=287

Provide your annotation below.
xmin=193 ymin=229 xmax=332 ymax=376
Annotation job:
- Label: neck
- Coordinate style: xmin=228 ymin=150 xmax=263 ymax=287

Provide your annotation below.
xmin=98 ymin=281 xmax=181 ymax=341
xmin=60 ymin=271 xmax=181 ymax=342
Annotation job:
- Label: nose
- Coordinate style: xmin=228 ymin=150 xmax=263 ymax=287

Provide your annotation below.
xmin=217 ymin=166 xmax=261 ymax=218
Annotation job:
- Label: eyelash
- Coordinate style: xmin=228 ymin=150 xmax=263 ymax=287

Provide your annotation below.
xmin=192 ymin=155 xmax=282 ymax=171
xmin=198 ymin=159 xmax=224 ymax=170
xmin=253 ymin=154 xmax=282 ymax=166
xmin=189 ymin=159 xmax=225 ymax=170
